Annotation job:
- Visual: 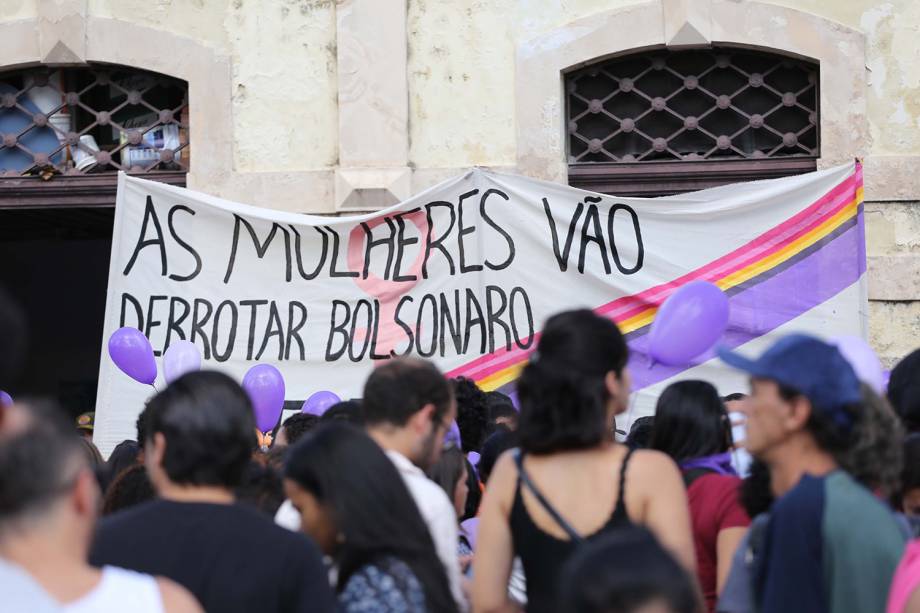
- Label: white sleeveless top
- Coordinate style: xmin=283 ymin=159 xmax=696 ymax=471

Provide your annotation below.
xmin=62 ymin=566 xmax=164 ymax=613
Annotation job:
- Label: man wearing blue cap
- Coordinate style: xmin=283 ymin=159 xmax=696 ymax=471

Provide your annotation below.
xmin=720 ymin=334 xmax=905 ymax=613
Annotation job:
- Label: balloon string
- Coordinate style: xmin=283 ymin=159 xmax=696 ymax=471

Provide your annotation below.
xmin=150 ymin=382 xmax=160 ymax=393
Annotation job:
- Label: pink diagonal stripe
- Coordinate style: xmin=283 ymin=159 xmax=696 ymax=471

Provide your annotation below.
xmin=598 ymin=170 xmax=860 ymax=322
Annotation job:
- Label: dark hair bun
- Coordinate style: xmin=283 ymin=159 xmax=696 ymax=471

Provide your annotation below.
xmin=517 ymin=310 xmax=628 ymax=455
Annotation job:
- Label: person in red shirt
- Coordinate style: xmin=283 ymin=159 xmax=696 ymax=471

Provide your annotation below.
xmin=650 ymin=380 xmax=751 ymax=613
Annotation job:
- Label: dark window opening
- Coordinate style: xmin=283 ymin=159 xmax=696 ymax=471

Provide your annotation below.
xmin=0 ymin=207 xmax=114 ymax=419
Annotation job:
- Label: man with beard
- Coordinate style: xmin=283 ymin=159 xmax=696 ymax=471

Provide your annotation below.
xmin=363 ymin=358 xmax=464 ymax=610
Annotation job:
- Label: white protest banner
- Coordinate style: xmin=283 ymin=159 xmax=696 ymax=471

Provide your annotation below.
xmin=95 ymin=163 xmax=866 ymax=453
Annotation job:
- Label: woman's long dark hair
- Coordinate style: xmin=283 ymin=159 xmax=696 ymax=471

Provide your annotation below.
xmin=650 ymin=380 xmax=731 ymax=462
xmin=517 ymin=310 xmax=629 ymax=455
xmin=285 ymin=423 xmax=457 ymax=613
xmin=427 ymin=446 xmax=466 ymax=506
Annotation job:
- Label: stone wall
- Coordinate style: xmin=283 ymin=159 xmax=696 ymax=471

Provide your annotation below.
xmin=867 ymin=202 xmax=920 ymax=364
xmin=1 ymin=0 xmax=918 ymax=358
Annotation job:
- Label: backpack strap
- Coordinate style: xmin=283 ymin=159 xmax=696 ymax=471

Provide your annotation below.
xmin=514 ymin=450 xmax=584 ymax=543
xmin=617 ymin=447 xmax=635 ymax=503
xmin=610 ymin=447 xmax=635 ymax=523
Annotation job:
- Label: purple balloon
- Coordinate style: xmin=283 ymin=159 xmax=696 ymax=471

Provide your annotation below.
xmin=648 ymin=281 xmax=730 ymax=367
xmin=108 ymin=327 xmax=157 ymax=385
xmin=0 ymin=390 xmax=12 ymax=408
xmin=301 ymin=390 xmax=340 ymax=416
xmin=461 ymin=517 xmax=480 ymax=550
xmin=242 ymin=364 xmax=286 ymax=433
xmin=445 ymin=421 xmax=462 ymax=447
xmin=163 ymin=340 xmax=202 ymax=384
xmin=833 ymin=336 xmax=884 ymax=395
xmin=467 ymin=451 xmax=481 ymax=479
xmin=508 ymin=390 xmax=520 ymax=412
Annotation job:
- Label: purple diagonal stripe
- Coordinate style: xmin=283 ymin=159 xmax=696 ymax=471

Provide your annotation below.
xmin=628 ymin=212 xmax=866 ymax=391
xmin=494 ymin=210 xmax=866 ymax=398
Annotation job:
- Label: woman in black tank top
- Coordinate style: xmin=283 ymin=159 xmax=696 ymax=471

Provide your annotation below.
xmin=508 ymin=447 xmax=636 ymax=613
xmin=471 ymin=311 xmax=696 ymax=613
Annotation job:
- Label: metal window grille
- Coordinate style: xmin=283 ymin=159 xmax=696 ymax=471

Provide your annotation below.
xmin=566 ymin=48 xmax=819 ymax=165
xmin=0 ymin=65 xmax=188 ymax=179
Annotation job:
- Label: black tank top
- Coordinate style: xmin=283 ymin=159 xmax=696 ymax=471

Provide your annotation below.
xmin=509 ymin=448 xmax=635 ymax=613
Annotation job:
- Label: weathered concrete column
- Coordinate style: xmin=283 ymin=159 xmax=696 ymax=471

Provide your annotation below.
xmin=334 ymin=0 xmax=411 ymax=210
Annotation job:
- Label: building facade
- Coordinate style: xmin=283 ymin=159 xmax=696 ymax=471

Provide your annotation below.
xmin=0 ymin=0 xmax=918 ymax=383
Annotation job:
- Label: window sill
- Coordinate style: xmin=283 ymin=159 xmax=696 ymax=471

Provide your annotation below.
xmin=568 ymin=158 xmax=818 ymax=197
xmin=0 ymin=172 xmax=186 ymax=209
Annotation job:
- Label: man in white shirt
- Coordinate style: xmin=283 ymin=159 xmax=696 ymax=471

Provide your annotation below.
xmin=0 ymin=401 xmax=200 ymax=613
xmin=363 ymin=358 xmax=466 ymax=610
xmin=0 ymin=556 xmax=62 ymax=613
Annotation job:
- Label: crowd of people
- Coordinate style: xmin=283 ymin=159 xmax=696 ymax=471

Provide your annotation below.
xmin=4 ymin=306 xmax=920 ymax=612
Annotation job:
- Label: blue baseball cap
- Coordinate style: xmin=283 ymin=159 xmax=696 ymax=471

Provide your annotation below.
xmin=718 ymin=334 xmax=862 ymax=424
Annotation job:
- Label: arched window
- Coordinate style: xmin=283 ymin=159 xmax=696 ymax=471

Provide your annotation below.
xmin=0 ymin=65 xmax=188 ymax=206
xmin=566 ymin=47 xmax=819 ymax=195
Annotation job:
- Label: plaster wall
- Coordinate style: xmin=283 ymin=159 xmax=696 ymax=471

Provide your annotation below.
xmin=1 ymin=0 xmax=919 ymax=360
